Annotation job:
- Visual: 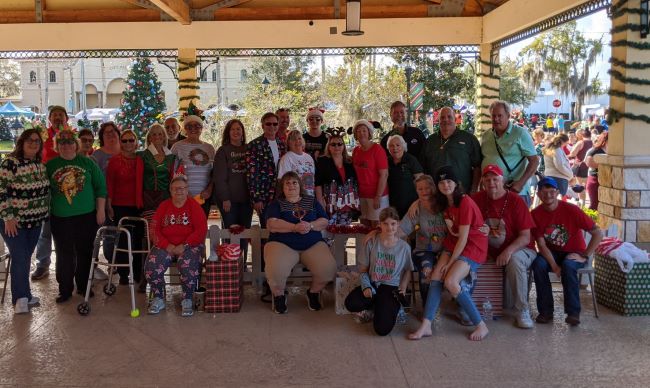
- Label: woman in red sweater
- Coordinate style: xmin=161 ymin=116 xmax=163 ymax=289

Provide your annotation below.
xmin=145 ymin=175 xmax=207 ymax=317
xmin=106 ymin=129 xmax=144 ymax=285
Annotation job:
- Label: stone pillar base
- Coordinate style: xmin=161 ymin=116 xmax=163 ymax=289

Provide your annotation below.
xmin=597 ymin=154 xmax=650 ymax=245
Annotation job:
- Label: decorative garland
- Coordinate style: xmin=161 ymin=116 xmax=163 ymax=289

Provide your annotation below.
xmin=179 ymin=95 xmax=199 ymax=102
xmin=477 ymin=72 xmax=500 ymax=80
xmin=178 ymin=85 xmax=201 ymax=90
xmin=477 ymin=58 xmax=501 ymax=69
xmin=609 ymin=0 xmax=629 ymax=14
xmin=608 ymin=69 xmax=650 ymax=85
xmin=480 ymin=84 xmax=500 ymax=93
xmin=606 ymin=5 xmax=650 ymax=126
xmin=479 ymin=119 xmax=493 ymax=125
xmin=177 ymin=59 xmax=199 ymax=72
xmin=610 ymin=57 xmax=650 ymax=69
xmin=611 ymin=7 xmax=645 ymax=19
xmin=611 ymin=23 xmax=645 ymax=34
xmin=608 ymin=89 xmax=650 ymax=103
xmin=478 ymin=113 xmax=491 ymax=119
xmin=477 ymin=104 xmax=491 ymax=110
xmin=477 ymin=94 xmax=500 ymax=100
xmin=611 ymin=40 xmax=650 ymax=50
xmin=608 ymin=108 xmax=650 ymax=125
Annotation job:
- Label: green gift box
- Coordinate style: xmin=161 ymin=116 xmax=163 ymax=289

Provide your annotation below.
xmin=594 ymin=253 xmax=650 ymax=316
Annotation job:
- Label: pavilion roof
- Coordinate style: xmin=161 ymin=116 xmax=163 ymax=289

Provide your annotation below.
xmin=0 ymin=0 xmax=510 ymax=24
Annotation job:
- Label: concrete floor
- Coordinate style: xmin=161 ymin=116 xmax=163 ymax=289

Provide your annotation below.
xmin=1 ymin=267 xmax=650 ymax=388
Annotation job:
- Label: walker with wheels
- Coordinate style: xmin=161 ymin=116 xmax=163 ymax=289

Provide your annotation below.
xmin=77 ymin=217 xmax=150 ymax=317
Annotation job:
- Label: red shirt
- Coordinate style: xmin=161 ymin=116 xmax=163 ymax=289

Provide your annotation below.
xmin=532 ymin=201 xmax=595 ymax=253
xmin=471 ymin=190 xmax=535 ymax=258
xmin=152 ymin=198 xmax=207 ymax=248
xmin=42 ymin=126 xmax=60 ymax=163
xmin=106 ymin=154 xmax=139 ymax=207
xmin=352 ymin=143 xmax=388 ymax=198
xmin=442 ymin=195 xmax=488 ymax=264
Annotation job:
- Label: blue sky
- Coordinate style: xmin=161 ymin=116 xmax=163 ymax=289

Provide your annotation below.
xmin=501 ymin=9 xmax=612 ymax=85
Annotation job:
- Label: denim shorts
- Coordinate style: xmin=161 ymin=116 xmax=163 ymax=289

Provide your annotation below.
xmin=457 ymin=255 xmax=480 ymax=294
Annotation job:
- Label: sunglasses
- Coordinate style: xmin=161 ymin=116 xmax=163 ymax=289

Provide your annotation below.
xmin=121 ymin=138 xmax=136 ymax=144
xmin=264 ymin=122 xmax=279 ymax=126
xmin=329 ymin=142 xmax=344 ymax=147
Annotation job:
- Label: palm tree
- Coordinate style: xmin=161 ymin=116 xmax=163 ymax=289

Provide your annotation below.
xmin=519 ymin=21 xmax=603 ymax=119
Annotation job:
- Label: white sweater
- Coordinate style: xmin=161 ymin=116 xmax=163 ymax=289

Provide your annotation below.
xmin=544 ymin=149 xmax=573 ymax=180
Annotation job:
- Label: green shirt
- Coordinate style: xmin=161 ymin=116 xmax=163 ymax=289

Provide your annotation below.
xmin=46 ymin=155 xmax=107 ymax=217
xmin=480 ymin=122 xmax=537 ymax=193
xmin=419 ymin=129 xmax=482 ymax=192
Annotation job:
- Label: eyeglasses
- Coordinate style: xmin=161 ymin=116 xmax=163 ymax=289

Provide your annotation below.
xmin=121 ymin=139 xmax=136 ymax=144
xmin=172 ymin=186 xmax=188 ymax=192
xmin=264 ymin=122 xmax=279 ymax=127
xmin=80 ymin=138 xmax=94 ymax=143
xmin=25 ymin=138 xmax=42 ymax=145
xmin=58 ymin=138 xmax=76 ymax=145
xmin=329 ymin=142 xmax=344 ymax=147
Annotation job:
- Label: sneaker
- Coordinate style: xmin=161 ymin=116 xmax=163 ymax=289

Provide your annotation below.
xmin=515 ymin=309 xmax=534 ymax=329
xmin=93 ymin=268 xmax=108 ymax=280
xmin=272 ymin=294 xmax=288 ymax=314
xmin=148 ymin=297 xmax=166 ymax=314
xmin=14 ymin=297 xmax=29 ymax=314
xmin=535 ymin=313 xmax=553 ymax=324
xmin=30 ymin=267 xmax=49 ymax=280
xmin=27 ymin=296 xmax=40 ymax=307
xmin=565 ymin=314 xmax=580 ymax=326
xmin=181 ymin=298 xmax=194 ymax=317
xmin=306 ymin=290 xmax=322 ymax=311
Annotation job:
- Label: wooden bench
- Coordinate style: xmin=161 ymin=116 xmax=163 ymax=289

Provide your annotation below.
xmin=208 ymin=225 xmax=367 ymax=291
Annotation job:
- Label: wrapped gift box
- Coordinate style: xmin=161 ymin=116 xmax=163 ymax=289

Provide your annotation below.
xmin=471 ymin=259 xmax=504 ymax=318
xmin=595 ymin=253 xmax=650 ymax=316
xmin=205 ymin=257 xmax=244 ymax=313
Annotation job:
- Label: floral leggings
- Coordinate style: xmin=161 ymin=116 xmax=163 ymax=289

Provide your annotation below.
xmin=144 ymin=245 xmax=203 ymax=300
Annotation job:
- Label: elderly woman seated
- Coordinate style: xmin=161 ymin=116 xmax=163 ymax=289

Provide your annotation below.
xmin=264 ymin=171 xmax=337 ymax=314
xmin=145 ymin=174 xmax=207 ymax=317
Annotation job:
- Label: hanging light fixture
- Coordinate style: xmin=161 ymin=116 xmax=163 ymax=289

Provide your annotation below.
xmin=342 ymin=0 xmax=364 ymax=36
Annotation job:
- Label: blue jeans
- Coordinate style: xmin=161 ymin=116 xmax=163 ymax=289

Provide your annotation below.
xmin=34 ymin=219 xmax=51 ymax=269
xmin=0 ymin=220 xmax=41 ymax=304
xmin=412 ymin=251 xmax=437 ymax=304
xmin=531 ymin=251 xmax=585 ymax=316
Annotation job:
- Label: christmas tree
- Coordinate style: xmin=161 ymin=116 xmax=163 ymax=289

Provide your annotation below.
xmin=0 ymin=116 xmax=12 ymax=141
xmin=116 ymin=57 xmax=166 ymax=137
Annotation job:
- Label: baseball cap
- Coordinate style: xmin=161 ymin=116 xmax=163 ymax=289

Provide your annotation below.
xmin=537 ymin=177 xmax=559 ymax=189
xmin=482 ymin=164 xmax=503 ymax=177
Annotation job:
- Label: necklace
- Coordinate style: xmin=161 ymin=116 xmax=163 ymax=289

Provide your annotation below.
xmin=439 ymin=133 xmax=452 ymax=150
xmin=483 ymin=192 xmax=509 ymax=236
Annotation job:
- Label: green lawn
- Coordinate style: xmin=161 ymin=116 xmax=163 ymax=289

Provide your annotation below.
xmin=0 ymin=140 xmax=14 ymax=151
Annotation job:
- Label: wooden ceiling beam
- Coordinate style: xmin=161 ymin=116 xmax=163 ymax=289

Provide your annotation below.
xmin=150 ymin=0 xmax=191 ymax=24
xmin=214 ymin=5 xmax=431 ymax=21
xmin=0 ymin=11 xmax=35 ymax=24
xmin=120 ymin=0 xmax=159 ymax=9
xmin=41 ymin=9 xmax=161 ymax=23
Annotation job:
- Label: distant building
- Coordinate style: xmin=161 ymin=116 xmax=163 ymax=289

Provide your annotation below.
xmin=14 ymin=57 xmax=250 ymax=115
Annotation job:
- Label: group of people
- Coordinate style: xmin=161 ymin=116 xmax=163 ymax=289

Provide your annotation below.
xmin=1 ymin=100 xmax=603 ymax=341
xmin=532 ymin=122 xmax=609 ymax=210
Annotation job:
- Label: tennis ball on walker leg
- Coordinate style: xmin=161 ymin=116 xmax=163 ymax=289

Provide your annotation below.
xmin=131 ymin=308 xmax=140 ymax=318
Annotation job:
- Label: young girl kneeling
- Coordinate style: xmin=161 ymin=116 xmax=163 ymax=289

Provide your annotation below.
xmin=409 ymin=166 xmax=489 ymax=341
xmin=345 ymin=207 xmax=413 ymax=336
